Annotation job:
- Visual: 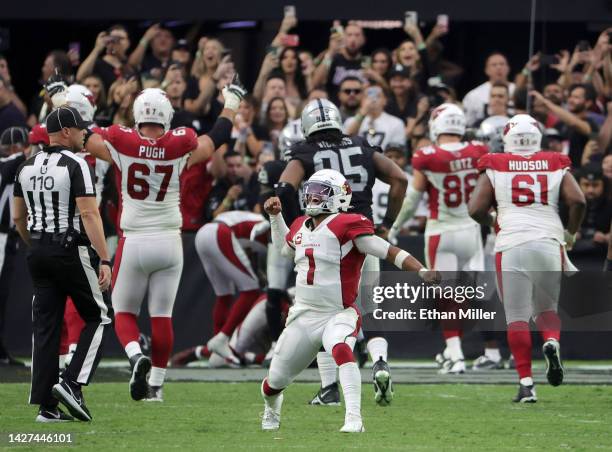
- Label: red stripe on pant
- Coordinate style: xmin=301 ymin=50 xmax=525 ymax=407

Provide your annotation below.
xmin=495 ymin=251 xmax=504 ymax=301
xmin=112 ymin=237 xmax=126 ymax=289
xmin=427 ymin=234 xmax=441 ymax=270
xmin=216 ymin=223 xmax=252 ymax=277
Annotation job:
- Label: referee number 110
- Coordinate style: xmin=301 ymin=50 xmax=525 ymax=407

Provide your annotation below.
xmin=29 ymin=175 xmax=55 ymax=190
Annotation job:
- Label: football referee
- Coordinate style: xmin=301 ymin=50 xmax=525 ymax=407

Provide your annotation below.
xmin=13 ymin=106 xmax=113 ymax=423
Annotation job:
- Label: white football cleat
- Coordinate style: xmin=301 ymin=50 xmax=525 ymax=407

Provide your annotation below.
xmin=340 ymin=414 xmax=365 ymax=433
xmin=261 ymin=394 xmax=283 ymax=431
xmin=438 ymin=359 xmax=466 ymax=374
xmin=206 ymin=333 xmax=240 ymax=365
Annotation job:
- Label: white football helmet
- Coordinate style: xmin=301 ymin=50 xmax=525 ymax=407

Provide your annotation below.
xmin=133 ymin=88 xmax=174 ymax=132
xmin=65 ymin=85 xmax=96 ymax=123
xmin=301 ymin=169 xmax=352 ymax=217
xmin=429 ymin=103 xmax=466 ymax=142
xmin=278 ymin=119 xmax=304 ymax=161
xmin=300 ymin=98 xmax=343 ymax=137
xmin=503 ymin=114 xmax=542 ymax=156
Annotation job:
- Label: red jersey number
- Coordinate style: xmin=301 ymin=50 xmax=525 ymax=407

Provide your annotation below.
xmin=127 ymin=163 xmax=174 ymax=201
xmin=442 ymin=173 xmax=478 ymax=207
xmin=511 ymin=174 xmax=548 ymax=206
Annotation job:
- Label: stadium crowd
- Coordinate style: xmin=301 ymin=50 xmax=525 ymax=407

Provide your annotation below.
xmin=1 ymin=12 xmax=611 ymax=376
xmin=1 ymin=15 xmax=610 ymax=259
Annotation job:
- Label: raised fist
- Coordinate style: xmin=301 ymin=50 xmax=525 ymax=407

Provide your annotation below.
xmin=264 ymin=196 xmax=282 ymax=216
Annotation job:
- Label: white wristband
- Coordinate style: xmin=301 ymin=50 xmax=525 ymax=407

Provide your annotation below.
xmin=394 ymin=250 xmax=410 ymax=269
xmin=418 ymin=268 xmax=429 ymax=278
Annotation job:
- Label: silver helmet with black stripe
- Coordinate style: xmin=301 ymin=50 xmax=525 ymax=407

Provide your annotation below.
xmin=300 ymin=98 xmax=343 ymax=137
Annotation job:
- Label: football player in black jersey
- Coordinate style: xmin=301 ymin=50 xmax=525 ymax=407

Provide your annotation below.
xmin=275 ymin=98 xmax=408 ymax=406
xmin=258 ymin=120 xmax=303 ymax=345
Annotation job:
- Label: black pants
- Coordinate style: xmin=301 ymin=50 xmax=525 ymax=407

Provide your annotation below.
xmin=0 ymin=230 xmax=18 ymax=358
xmin=27 ymin=238 xmax=113 ymax=407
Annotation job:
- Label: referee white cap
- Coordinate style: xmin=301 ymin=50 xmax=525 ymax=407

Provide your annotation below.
xmin=45 ymin=106 xmax=92 ymax=133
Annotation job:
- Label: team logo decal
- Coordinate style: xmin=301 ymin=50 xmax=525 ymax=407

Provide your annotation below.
xmin=294 ymin=233 xmax=302 ymax=245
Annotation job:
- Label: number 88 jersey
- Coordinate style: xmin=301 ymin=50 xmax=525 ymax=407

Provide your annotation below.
xmin=478 ymin=151 xmax=571 ymax=252
xmin=99 ymin=125 xmax=198 ymax=235
xmin=412 ymin=141 xmax=488 ymax=236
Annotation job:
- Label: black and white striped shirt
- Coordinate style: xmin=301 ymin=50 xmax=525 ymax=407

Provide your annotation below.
xmin=14 ymin=146 xmax=96 ymax=233
xmin=0 ymin=152 xmax=26 ymax=231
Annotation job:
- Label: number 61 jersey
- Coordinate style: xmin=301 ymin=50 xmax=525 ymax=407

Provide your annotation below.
xmin=99 ymin=125 xmax=198 ymax=234
xmin=412 ymin=141 xmax=488 ymax=236
xmin=477 ymin=151 xmax=571 ymax=252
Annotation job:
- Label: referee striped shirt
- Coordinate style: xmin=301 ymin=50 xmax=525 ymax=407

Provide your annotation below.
xmin=13 ymin=146 xmax=96 ymax=233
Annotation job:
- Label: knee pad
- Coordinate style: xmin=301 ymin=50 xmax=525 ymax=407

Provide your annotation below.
xmin=332 ymin=343 xmax=354 ymax=366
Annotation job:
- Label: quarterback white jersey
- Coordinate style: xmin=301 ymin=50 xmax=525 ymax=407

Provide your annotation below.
xmin=478 ymin=151 xmax=571 ymax=252
xmin=412 ymin=141 xmax=489 ymax=236
xmin=285 ymin=213 xmax=374 ymax=311
xmin=99 ymin=125 xmax=198 ymax=235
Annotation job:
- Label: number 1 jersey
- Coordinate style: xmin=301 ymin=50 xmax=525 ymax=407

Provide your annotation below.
xmin=412 ymin=141 xmax=488 ymax=236
xmin=99 ymin=125 xmax=198 ymax=234
xmin=285 ymin=213 xmax=375 ymax=311
xmin=478 ymin=151 xmax=570 ymax=252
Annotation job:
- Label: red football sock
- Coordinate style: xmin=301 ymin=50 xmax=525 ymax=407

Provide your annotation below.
xmin=332 ymin=343 xmax=355 ymax=366
xmin=221 ymin=290 xmax=260 ymax=336
xmin=213 ymin=295 xmax=234 ymax=334
xmin=535 ymin=311 xmax=561 ymax=342
xmin=442 ymin=329 xmax=462 ymax=340
xmin=507 ymin=321 xmax=532 ymax=379
xmin=150 ymin=317 xmax=174 ymax=369
xmin=114 ymin=312 xmax=140 ymax=348
xmin=65 ymin=298 xmax=85 ymax=345
xmin=59 ymin=320 xmax=69 ymax=355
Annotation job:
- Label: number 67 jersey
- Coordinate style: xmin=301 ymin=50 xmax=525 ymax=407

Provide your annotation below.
xmin=477 ymin=151 xmax=571 ymax=252
xmin=99 ymin=125 xmax=198 ymax=234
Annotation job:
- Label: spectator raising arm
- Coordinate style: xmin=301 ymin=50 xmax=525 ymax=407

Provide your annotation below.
xmin=185 ymin=56 xmax=233 ymax=115
xmin=127 ymin=23 xmax=161 ymax=71
xmin=252 ymin=52 xmax=280 ymax=103
xmin=76 ymin=31 xmax=109 ymax=82
xmin=530 ymin=90 xmax=592 ymax=136
xmin=311 ymin=23 xmax=344 ymax=89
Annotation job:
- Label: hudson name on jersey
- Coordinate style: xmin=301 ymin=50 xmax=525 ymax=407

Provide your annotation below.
xmin=478 ymin=151 xmax=571 ymax=252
